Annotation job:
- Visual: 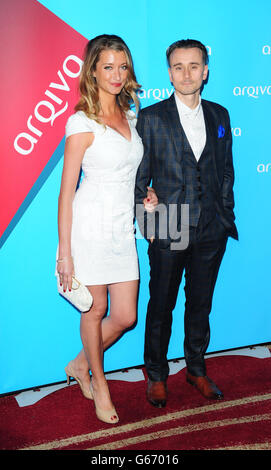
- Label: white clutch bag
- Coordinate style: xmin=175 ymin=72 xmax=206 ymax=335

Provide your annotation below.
xmin=57 ymin=275 xmax=93 ymax=313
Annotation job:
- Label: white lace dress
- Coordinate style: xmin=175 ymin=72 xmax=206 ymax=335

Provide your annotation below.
xmin=64 ymin=110 xmax=143 ymax=285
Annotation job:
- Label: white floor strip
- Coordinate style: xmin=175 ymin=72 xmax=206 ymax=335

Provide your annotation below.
xmin=14 ymin=346 xmax=270 ymax=407
xmin=168 ymin=345 xmax=271 ymax=375
xmin=15 ymin=368 xmax=145 ymax=408
xmin=15 ymin=382 xmax=74 ymax=407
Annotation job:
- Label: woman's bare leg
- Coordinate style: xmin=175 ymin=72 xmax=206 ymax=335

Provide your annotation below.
xmin=103 ymin=279 xmax=138 ymax=349
xmin=70 ymin=284 xmax=112 ymax=410
xmin=70 ymin=280 xmax=138 ymax=410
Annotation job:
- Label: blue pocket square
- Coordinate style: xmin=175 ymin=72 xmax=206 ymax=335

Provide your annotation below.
xmin=218 ymin=125 xmax=225 ymax=138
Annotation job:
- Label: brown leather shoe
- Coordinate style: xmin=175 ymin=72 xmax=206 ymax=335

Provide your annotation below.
xmin=186 ymin=372 xmax=223 ymax=400
xmin=147 ymin=379 xmax=167 ymax=407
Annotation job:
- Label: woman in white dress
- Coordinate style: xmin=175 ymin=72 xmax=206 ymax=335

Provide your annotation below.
xmin=57 ymin=35 xmax=157 ymax=424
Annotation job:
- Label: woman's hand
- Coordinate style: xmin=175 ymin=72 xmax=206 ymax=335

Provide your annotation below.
xmin=143 ymin=186 xmax=158 ymax=213
xmin=143 ymin=187 xmax=158 ymax=244
xmin=57 ymin=256 xmax=74 ymax=293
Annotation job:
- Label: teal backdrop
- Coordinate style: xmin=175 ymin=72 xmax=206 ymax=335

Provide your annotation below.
xmin=0 ymin=0 xmax=270 ymax=394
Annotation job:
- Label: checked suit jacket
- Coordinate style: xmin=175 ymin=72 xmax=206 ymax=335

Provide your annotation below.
xmin=135 ymin=93 xmax=238 ymax=245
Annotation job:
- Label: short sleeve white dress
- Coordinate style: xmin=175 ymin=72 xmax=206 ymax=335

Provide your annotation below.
xmin=64 ymin=110 xmax=143 ymax=286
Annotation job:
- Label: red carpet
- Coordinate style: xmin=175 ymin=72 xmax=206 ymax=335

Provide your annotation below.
xmin=1 ymin=353 xmax=271 ymax=451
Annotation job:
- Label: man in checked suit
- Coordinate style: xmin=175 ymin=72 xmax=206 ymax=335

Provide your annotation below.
xmin=135 ymin=39 xmax=238 ymax=407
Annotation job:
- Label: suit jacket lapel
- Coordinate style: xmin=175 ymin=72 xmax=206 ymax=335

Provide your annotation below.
xmin=165 ymin=94 xmax=184 ymax=163
xmin=201 ymin=99 xmax=220 ymax=189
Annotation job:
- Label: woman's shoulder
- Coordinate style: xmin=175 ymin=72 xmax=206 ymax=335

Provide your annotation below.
xmin=65 ymin=111 xmax=97 ymax=137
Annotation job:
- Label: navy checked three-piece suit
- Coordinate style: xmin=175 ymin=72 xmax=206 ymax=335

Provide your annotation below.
xmin=135 ymin=93 xmax=238 ymax=381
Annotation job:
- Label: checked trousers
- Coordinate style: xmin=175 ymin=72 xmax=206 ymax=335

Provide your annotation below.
xmin=144 ymin=216 xmax=228 ymax=381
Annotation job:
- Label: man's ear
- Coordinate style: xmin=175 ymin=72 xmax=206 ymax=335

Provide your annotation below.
xmin=203 ymin=64 xmax=208 ymax=81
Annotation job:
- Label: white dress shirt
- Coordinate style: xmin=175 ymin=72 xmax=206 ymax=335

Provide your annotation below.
xmin=174 ymin=93 xmax=206 ymax=161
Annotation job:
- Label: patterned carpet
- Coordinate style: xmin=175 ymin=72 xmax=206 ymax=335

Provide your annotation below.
xmin=1 ymin=346 xmax=271 ymax=453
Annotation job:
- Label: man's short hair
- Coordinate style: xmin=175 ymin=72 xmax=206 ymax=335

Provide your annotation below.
xmin=166 ymin=39 xmax=209 ymax=66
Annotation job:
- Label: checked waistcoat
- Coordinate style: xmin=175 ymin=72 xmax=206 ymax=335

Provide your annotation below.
xmin=181 ymin=123 xmax=217 ymax=228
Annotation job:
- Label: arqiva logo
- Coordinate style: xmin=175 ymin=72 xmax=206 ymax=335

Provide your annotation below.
xmin=13 ymin=54 xmax=83 ymax=156
xmin=0 ymin=0 xmax=87 ymax=243
xmin=233 ymin=85 xmax=271 ymax=98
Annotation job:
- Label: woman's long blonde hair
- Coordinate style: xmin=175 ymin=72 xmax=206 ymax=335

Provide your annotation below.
xmin=75 ymin=34 xmax=141 ymax=122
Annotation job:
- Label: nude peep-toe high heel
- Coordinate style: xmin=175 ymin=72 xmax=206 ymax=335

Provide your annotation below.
xmin=65 ymin=361 xmax=93 ymax=400
xmin=90 ymin=382 xmax=119 ymax=424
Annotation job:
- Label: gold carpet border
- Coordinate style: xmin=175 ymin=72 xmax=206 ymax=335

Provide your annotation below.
xmin=87 ymin=412 xmax=271 ymax=450
xmin=20 ymin=392 xmax=271 ymax=450
xmin=207 ymin=442 xmax=271 ymax=450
